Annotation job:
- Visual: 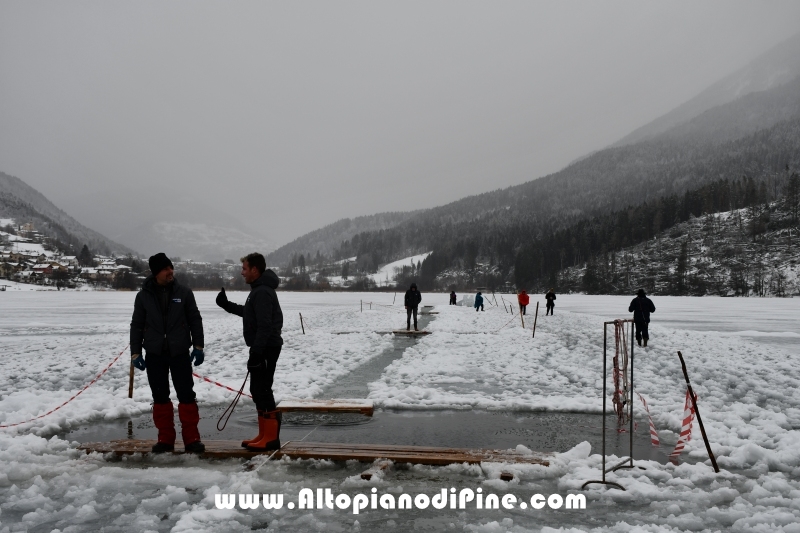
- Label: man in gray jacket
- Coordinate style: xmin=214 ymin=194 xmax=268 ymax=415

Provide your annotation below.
xmin=216 ymin=252 xmax=284 ymax=451
xmin=130 ymin=253 xmax=206 ymax=453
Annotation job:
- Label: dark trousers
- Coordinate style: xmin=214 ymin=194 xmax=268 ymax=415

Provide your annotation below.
xmin=449 ymin=298 xmax=456 ymax=305
xmin=249 ymin=346 xmax=281 ymax=412
xmin=406 ymin=307 xmax=418 ymax=328
xmin=145 ymin=351 xmax=196 ymax=404
xmin=634 ymin=321 xmax=649 ymax=341
xmin=520 ymin=304 xmax=527 ymax=315
xmin=546 ymin=303 xmax=554 ymax=315
xmin=475 ymin=304 xmax=483 ymax=311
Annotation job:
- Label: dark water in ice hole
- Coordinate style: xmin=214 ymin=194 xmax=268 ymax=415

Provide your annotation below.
xmin=63 ymin=311 xmax=676 ymax=464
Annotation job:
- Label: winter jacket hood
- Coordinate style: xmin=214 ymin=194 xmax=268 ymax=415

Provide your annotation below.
xmin=261 ymin=269 xmax=280 ymax=290
xmin=404 ymin=285 xmax=422 ymax=308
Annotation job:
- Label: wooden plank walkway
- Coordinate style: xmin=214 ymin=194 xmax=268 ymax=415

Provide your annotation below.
xmin=391 ymin=330 xmax=431 ymax=336
xmin=78 ymin=440 xmax=550 ymax=466
xmin=278 ymin=399 xmax=373 ymax=416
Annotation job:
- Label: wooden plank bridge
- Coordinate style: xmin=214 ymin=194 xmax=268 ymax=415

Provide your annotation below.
xmin=78 ymin=440 xmax=550 ymax=467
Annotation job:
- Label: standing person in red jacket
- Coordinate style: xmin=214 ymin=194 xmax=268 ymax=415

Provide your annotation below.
xmin=517 ymin=290 xmax=530 ymax=315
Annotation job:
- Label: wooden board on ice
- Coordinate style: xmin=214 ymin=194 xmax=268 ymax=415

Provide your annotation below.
xmin=278 ymin=399 xmax=373 ymax=416
xmin=78 ymin=440 xmax=550 ymax=466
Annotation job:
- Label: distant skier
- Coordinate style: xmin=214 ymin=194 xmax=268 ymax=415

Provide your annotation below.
xmin=545 ymin=288 xmax=556 ymax=315
xmin=449 ymin=291 xmax=457 ymax=305
xmin=216 ymin=253 xmax=284 ymax=451
xmin=474 ymin=291 xmax=484 ymax=312
xmin=629 ymin=289 xmax=656 ymax=347
xmin=130 ymin=253 xmax=206 ymax=454
xmin=404 ymin=283 xmax=422 ymax=331
xmin=517 ymin=290 xmax=530 ymax=315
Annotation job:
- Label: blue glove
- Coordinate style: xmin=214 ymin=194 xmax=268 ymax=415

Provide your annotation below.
xmin=190 ymin=348 xmax=204 ymax=366
xmin=132 ymin=354 xmax=146 ymax=371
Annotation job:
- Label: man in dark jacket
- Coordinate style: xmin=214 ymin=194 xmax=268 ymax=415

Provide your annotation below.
xmin=629 ymin=288 xmax=656 ymax=347
xmin=545 ymin=289 xmax=556 ymax=315
xmin=449 ymin=291 xmax=457 ymax=305
xmin=130 ymin=253 xmax=206 ymax=453
xmin=216 ymin=252 xmax=284 ymax=451
xmin=474 ymin=291 xmax=484 ymax=311
xmin=404 ymin=283 xmax=422 ymax=331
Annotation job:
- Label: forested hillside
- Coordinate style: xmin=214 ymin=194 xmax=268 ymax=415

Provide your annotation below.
xmin=515 ymin=171 xmax=800 ymax=295
xmin=273 ymin=35 xmax=800 ymax=294
xmin=0 ymin=172 xmax=132 ymax=256
xmin=551 ymin=180 xmax=800 ymax=296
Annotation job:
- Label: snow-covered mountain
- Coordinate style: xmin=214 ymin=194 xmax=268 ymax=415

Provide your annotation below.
xmin=613 ymin=31 xmax=800 ymax=147
xmin=0 ymin=172 xmax=132 ymax=256
xmin=57 ymin=187 xmax=274 ymax=262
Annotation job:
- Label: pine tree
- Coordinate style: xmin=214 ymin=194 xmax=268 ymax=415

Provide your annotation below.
xmin=78 ymin=244 xmax=94 ymax=267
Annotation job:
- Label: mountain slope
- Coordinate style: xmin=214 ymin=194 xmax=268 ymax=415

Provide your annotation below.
xmin=0 ymin=172 xmax=133 ymax=256
xmin=58 ymin=188 xmax=275 ymax=262
xmin=613 ymin=31 xmax=800 ymax=147
xmin=303 ymin=74 xmax=800 ymax=286
xmin=276 ymin=33 xmax=800 ymax=275
xmin=265 ymin=210 xmax=423 ymax=266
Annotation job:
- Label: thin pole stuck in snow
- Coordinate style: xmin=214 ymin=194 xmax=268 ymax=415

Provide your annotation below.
xmin=360 ymin=300 xmax=362 ymax=312
xmin=299 ymin=313 xmax=305 ymax=334
xmin=532 ymin=302 xmax=539 ymax=338
xmin=127 ymin=362 xmax=134 ymax=399
xmin=677 ymin=351 xmax=720 ymax=473
xmin=500 ymin=296 xmax=508 ymax=313
xmin=393 ymin=292 xmax=396 ymax=305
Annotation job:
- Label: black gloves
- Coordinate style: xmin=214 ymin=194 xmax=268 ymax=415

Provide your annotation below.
xmin=215 ymin=287 xmax=228 ymax=309
xmin=132 ymin=354 xmax=146 ymax=371
xmin=190 ymin=348 xmax=204 ymax=366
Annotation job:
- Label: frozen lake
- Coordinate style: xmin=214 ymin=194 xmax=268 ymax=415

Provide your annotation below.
xmin=1 ymin=290 xmax=799 ymax=531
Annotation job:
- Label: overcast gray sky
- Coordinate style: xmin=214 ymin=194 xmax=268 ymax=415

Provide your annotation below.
xmin=2 ymin=1 xmax=800 ymax=246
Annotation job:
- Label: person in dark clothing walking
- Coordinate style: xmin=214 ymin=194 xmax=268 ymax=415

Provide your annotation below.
xmin=629 ymin=288 xmax=656 ymax=347
xmin=517 ymin=290 xmax=530 ymax=315
xmin=130 ymin=253 xmax=206 ymax=454
xmin=216 ymin=253 xmax=284 ymax=451
xmin=545 ymin=289 xmax=556 ymax=315
xmin=474 ymin=291 xmax=484 ymax=311
xmin=449 ymin=291 xmax=457 ymax=305
xmin=404 ymin=283 xmax=422 ymax=330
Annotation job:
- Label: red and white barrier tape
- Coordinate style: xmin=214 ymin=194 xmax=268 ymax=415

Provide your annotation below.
xmin=635 ymin=391 xmax=660 ymax=446
xmin=669 ymin=389 xmax=697 ymax=458
xmin=0 ymin=344 xmax=130 ymax=429
xmin=193 ymin=372 xmax=252 ymax=399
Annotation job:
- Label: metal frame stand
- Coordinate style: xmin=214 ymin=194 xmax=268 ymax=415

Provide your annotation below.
xmin=582 ymin=319 xmax=642 ymax=491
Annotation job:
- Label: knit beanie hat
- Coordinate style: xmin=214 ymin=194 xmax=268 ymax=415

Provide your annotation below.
xmin=148 ymin=253 xmax=173 ymax=276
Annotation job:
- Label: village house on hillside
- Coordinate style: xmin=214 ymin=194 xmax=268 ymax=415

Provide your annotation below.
xmin=0 ymin=220 xmax=141 ymax=289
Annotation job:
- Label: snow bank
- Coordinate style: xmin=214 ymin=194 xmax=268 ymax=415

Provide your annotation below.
xmin=2 ymin=292 xmax=800 ymax=531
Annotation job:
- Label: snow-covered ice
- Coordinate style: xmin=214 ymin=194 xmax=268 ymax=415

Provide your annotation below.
xmin=1 ymin=290 xmax=799 ymax=532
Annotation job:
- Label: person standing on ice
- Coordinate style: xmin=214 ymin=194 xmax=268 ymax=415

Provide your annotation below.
xmin=629 ymin=288 xmax=656 ymax=347
xmin=474 ymin=291 xmax=484 ymax=311
xmin=545 ymin=288 xmax=556 ymax=315
xmin=130 ymin=253 xmax=206 ymax=454
xmin=405 ymin=283 xmax=422 ymax=330
xmin=216 ymin=253 xmax=284 ymax=451
xmin=449 ymin=290 xmax=457 ymax=305
xmin=517 ymin=290 xmax=530 ymax=315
